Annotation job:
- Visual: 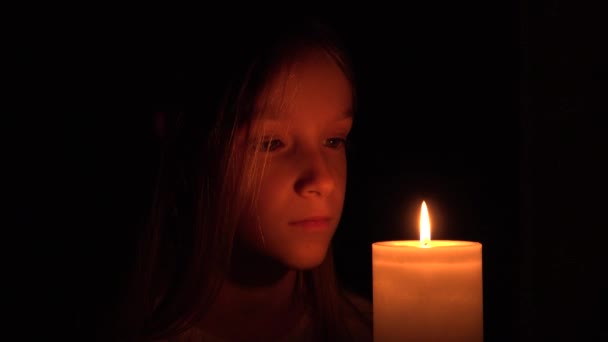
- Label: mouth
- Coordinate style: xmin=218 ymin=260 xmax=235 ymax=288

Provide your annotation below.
xmin=288 ymin=216 xmax=332 ymax=230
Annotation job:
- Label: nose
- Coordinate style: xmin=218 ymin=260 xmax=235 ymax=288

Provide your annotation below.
xmin=294 ymin=149 xmax=336 ymax=198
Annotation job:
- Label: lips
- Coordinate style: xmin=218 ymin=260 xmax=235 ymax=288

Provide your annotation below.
xmin=288 ymin=216 xmax=332 ymax=229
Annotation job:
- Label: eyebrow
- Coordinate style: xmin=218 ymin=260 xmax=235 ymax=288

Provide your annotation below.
xmin=251 ymin=116 xmax=353 ymax=129
xmin=254 ymin=108 xmax=353 ymax=123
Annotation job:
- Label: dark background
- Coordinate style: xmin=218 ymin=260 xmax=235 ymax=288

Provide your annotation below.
xmin=14 ymin=3 xmax=606 ymax=341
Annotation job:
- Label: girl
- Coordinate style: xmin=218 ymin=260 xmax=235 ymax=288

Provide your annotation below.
xmin=114 ymin=16 xmax=372 ymax=342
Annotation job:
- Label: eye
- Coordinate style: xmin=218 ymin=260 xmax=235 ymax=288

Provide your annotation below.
xmin=258 ymin=138 xmax=285 ymax=152
xmin=324 ymin=137 xmax=348 ymax=149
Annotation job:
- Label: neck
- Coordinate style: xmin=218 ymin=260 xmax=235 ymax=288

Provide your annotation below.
xmin=222 ymin=269 xmax=298 ymax=316
xmin=224 ymin=239 xmax=300 ymax=310
xmin=199 ymin=243 xmax=306 ymax=339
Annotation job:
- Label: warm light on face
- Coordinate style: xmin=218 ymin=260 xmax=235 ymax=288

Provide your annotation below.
xmin=235 ymin=48 xmax=351 ymax=270
xmin=420 ymin=201 xmax=431 ymax=246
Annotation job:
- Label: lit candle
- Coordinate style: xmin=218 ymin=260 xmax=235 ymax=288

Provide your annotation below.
xmin=372 ymin=201 xmax=483 ymax=342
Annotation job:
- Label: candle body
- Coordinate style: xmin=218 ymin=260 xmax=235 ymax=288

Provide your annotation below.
xmin=372 ymin=241 xmax=483 ymax=342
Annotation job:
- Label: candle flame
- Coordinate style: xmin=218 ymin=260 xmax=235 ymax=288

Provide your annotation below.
xmin=420 ymin=201 xmax=431 ymax=246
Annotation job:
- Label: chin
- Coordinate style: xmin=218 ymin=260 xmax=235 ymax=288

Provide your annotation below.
xmin=283 ymin=246 xmax=330 ymax=270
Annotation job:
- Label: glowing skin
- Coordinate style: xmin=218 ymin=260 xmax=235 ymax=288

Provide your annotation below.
xmin=238 ymin=48 xmax=353 ymax=270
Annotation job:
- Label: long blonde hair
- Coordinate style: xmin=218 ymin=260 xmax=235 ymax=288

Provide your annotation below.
xmin=112 ymin=17 xmax=369 ymax=341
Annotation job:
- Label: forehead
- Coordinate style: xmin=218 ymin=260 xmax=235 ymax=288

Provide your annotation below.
xmin=254 ymin=48 xmax=353 ymax=121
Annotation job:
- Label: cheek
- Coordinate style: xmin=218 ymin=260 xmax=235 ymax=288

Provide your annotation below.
xmin=234 ymin=160 xmax=291 ymax=245
xmin=257 ymin=166 xmax=290 ymax=205
xmin=233 ymin=153 xmax=347 ymax=269
xmin=332 ymin=153 xmax=348 ymax=191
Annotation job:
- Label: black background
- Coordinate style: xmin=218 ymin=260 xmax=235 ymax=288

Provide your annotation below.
xmin=13 ymin=3 xmax=607 ymax=341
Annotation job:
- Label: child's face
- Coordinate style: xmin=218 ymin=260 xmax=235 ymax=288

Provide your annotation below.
xmin=237 ymin=48 xmax=353 ymax=270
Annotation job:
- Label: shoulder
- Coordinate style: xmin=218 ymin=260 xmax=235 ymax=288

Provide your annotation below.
xmin=153 ymin=327 xmax=225 ymax=342
xmin=344 ymin=290 xmax=373 ymax=320
xmin=342 ymin=290 xmax=373 ymax=342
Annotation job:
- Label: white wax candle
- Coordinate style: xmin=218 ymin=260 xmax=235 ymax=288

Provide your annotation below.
xmin=372 ymin=202 xmax=483 ymax=342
